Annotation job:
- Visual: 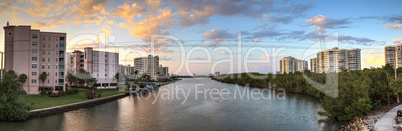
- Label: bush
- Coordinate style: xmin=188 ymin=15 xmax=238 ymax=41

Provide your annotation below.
xmin=72 ymin=89 xmax=79 ymax=94
xmin=97 ymin=92 xmax=102 ymax=98
xmin=58 ymin=91 xmax=66 ymax=96
xmin=85 ymin=91 xmax=96 ymax=99
xmin=18 ymin=90 xmax=27 ymax=95
xmin=0 ymin=73 xmax=30 ymax=120
xmin=40 ymin=89 xmax=48 ymax=95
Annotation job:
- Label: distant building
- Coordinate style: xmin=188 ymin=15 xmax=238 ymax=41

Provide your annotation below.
xmin=313 ymin=47 xmax=361 ymax=73
xmin=158 ymin=65 xmax=169 ymax=76
xmin=3 ymin=24 xmax=66 ymax=94
xmin=384 ymin=45 xmax=402 ymax=68
xmin=68 ymin=47 xmax=119 ymax=88
xmin=134 ymin=55 xmax=159 ymax=80
xmin=310 ymin=58 xmax=318 ymax=73
xmin=279 ymin=56 xmax=307 ymax=74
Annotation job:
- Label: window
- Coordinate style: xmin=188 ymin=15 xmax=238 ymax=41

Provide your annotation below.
xmin=32 ymin=34 xmax=38 ymax=38
xmin=47 ymin=72 xmax=49 ymax=76
xmin=47 ymin=64 xmax=50 ymax=69
xmin=41 ymin=64 xmax=45 ymax=69
xmin=105 ymin=74 xmax=107 ymax=77
xmin=42 ymin=44 xmax=45 ymax=47
xmin=32 ymin=49 xmax=37 ymax=53
xmin=56 ymin=38 xmax=58 ymax=41
xmin=55 ymin=73 xmax=57 ymax=76
xmin=48 ymin=51 xmax=50 ymax=55
xmin=48 ymin=44 xmax=50 ymax=48
xmin=56 ymin=58 xmax=58 ymax=62
xmin=32 ymin=72 xmax=37 ymax=76
xmin=32 ymin=57 xmax=37 ymax=61
xmin=42 ymin=58 xmax=45 ymax=62
xmin=32 ymin=64 xmax=37 ymax=68
xmin=42 ymin=51 xmax=45 ymax=54
xmin=56 ymin=44 xmax=58 ymax=48
xmin=31 ymin=79 xmax=37 ymax=83
xmin=42 ymin=36 xmax=46 ymax=40
xmin=32 ymin=42 xmax=38 ymax=46
xmin=56 ymin=51 xmax=58 ymax=55
xmin=55 ymin=80 xmax=57 ymax=83
xmin=48 ymin=37 xmax=50 ymax=40
xmin=48 ymin=58 xmax=50 ymax=62
xmin=48 ymin=79 xmax=49 ymax=83
xmin=55 ymin=65 xmax=58 ymax=69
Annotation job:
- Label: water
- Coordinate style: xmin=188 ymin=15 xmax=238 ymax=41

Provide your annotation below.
xmin=0 ymin=78 xmax=338 ymax=131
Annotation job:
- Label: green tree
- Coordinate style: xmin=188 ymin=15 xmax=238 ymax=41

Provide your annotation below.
xmin=6 ymin=70 xmax=17 ymax=79
xmin=39 ymin=72 xmax=47 ymax=89
xmin=0 ymin=73 xmax=30 ymax=120
xmin=114 ymin=73 xmax=120 ymax=83
xmin=134 ymin=70 xmax=138 ymax=81
xmin=17 ymin=74 xmax=27 ymax=93
xmin=390 ymin=77 xmax=402 ymax=103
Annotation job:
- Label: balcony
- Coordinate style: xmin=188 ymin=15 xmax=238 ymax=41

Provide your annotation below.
xmin=59 ymin=75 xmax=64 ymax=79
xmin=59 ymin=54 xmax=64 ymax=58
xmin=59 ymin=61 xmax=65 ymax=65
xmin=59 ymin=67 xmax=64 ymax=72
xmin=59 ymin=82 xmax=64 ymax=86
xmin=59 ymin=46 xmax=65 ymax=51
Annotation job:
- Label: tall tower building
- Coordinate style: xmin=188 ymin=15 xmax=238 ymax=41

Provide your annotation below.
xmin=384 ymin=44 xmax=402 ymax=68
xmin=310 ymin=58 xmax=317 ymax=73
xmin=4 ymin=24 xmax=66 ymax=94
xmin=279 ymin=56 xmax=307 ymax=74
xmin=313 ymin=47 xmax=361 ymax=73
xmin=134 ymin=55 xmax=159 ymax=80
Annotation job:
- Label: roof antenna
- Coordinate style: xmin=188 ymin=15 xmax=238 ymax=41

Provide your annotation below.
xmin=6 ymin=21 xmax=9 ymax=26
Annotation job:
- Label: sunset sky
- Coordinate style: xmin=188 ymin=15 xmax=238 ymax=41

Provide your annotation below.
xmin=0 ymin=0 xmax=401 ymax=75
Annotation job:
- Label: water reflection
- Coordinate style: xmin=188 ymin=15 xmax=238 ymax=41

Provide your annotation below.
xmin=0 ymin=78 xmax=338 ymax=131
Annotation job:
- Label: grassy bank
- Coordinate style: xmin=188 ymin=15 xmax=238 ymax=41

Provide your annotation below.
xmin=22 ymin=89 xmax=124 ymax=110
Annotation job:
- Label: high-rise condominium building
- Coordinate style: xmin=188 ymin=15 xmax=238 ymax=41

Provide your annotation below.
xmin=312 ymin=47 xmax=361 ymax=73
xmin=310 ymin=58 xmax=318 ymax=73
xmin=134 ymin=55 xmax=159 ymax=80
xmin=4 ymin=24 xmax=66 ymax=94
xmin=279 ymin=56 xmax=307 ymax=74
xmin=384 ymin=45 xmax=402 ymax=68
xmin=158 ymin=65 xmax=169 ymax=76
xmin=68 ymin=47 xmax=119 ymax=88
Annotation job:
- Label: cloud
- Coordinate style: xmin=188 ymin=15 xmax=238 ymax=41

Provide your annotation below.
xmin=253 ymin=38 xmax=259 ymax=44
xmin=306 ymin=15 xmax=351 ymax=34
xmin=364 ymin=55 xmax=385 ymax=68
xmin=109 ymin=3 xmax=147 ymax=21
xmin=202 ymin=29 xmax=234 ymax=46
xmin=170 ymin=0 xmax=314 ymax=26
xmin=385 ymin=24 xmax=401 ymax=30
xmin=395 ymin=38 xmax=402 ymax=44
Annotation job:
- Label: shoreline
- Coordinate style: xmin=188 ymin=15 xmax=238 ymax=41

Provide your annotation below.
xmin=3 ymin=79 xmax=182 ymax=122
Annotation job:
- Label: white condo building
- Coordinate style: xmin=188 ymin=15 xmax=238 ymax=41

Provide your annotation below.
xmin=134 ymin=55 xmax=159 ymax=80
xmin=68 ymin=47 xmax=119 ymax=88
xmin=312 ymin=47 xmax=361 ymax=73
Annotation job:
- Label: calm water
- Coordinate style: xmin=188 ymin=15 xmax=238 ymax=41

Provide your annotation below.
xmin=0 ymin=78 xmax=338 ymax=131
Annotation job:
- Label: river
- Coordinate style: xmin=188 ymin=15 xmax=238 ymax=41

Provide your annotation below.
xmin=0 ymin=78 xmax=338 ymax=131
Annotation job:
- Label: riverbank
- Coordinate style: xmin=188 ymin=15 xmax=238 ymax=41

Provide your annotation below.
xmin=15 ymin=79 xmax=182 ymax=121
xmin=28 ymin=92 xmax=129 ymax=120
xmin=22 ymin=89 xmax=124 ymax=110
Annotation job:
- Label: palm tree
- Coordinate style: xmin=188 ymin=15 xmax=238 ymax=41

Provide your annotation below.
xmin=18 ymin=74 xmax=27 ymax=92
xmin=134 ymin=70 xmax=138 ymax=81
xmin=114 ymin=73 xmax=120 ymax=83
xmin=39 ymin=72 xmax=47 ymax=90
xmin=6 ymin=70 xmax=17 ymax=79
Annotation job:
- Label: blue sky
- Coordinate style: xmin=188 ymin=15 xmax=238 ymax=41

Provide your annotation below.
xmin=0 ymin=0 xmax=401 ymax=75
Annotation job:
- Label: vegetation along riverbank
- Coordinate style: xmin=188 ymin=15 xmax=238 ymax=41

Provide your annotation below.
xmin=211 ymin=64 xmax=402 ymax=123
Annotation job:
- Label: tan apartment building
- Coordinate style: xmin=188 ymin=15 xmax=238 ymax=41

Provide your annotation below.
xmin=3 ymin=24 xmax=66 ymax=94
xmin=384 ymin=45 xmax=402 ymax=68
xmin=310 ymin=58 xmax=318 ymax=73
xmin=68 ymin=47 xmax=119 ymax=88
xmin=134 ymin=55 xmax=159 ymax=80
xmin=279 ymin=56 xmax=307 ymax=74
xmin=312 ymin=47 xmax=361 ymax=73
xmin=158 ymin=65 xmax=169 ymax=76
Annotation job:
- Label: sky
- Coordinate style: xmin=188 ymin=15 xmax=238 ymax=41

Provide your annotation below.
xmin=0 ymin=0 xmax=401 ymax=75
